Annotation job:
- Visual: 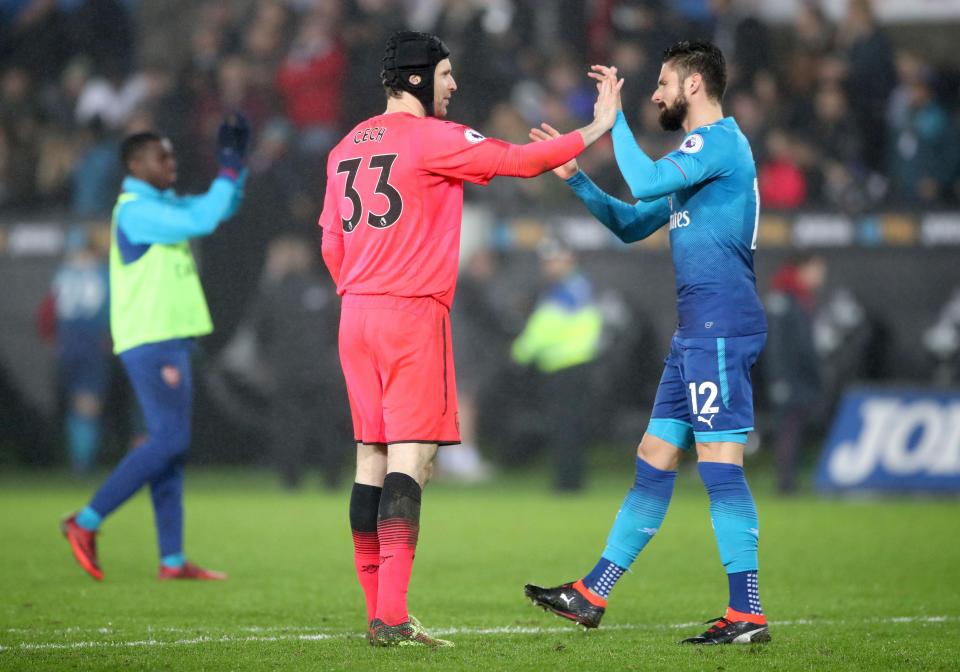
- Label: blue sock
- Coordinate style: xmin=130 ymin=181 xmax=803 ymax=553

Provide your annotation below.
xmin=66 ymin=413 xmax=99 ymax=473
xmin=728 ymin=570 xmax=763 ymax=616
xmin=582 ymin=558 xmax=625 ymax=599
xmin=76 ymin=506 xmax=102 ymax=531
xmin=698 ymin=462 xmax=762 ymax=614
xmin=161 ymin=552 xmax=185 ymax=569
xmin=582 ymin=458 xmax=677 ymax=597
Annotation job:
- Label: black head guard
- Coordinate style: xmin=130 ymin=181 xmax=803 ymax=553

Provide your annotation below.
xmin=381 ymin=31 xmax=450 ymax=116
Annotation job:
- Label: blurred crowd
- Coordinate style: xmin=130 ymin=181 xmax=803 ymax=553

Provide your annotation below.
xmin=2 ymin=0 xmax=960 ymax=227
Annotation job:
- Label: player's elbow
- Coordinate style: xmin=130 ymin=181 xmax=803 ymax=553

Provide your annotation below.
xmin=195 ymin=215 xmax=221 ymax=237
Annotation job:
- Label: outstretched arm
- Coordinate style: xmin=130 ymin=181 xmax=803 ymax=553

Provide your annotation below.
xmin=422 ymin=68 xmax=623 ymax=184
xmin=528 ymin=123 xmax=669 ymax=243
xmin=566 ymin=171 xmax=669 ymax=243
xmin=119 ymin=175 xmax=242 ymax=244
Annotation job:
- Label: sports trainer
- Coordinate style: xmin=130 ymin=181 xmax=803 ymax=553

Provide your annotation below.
xmin=524 ymin=41 xmax=771 ymax=645
xmin=61 ymin=115 xmax=249 ymax=581
xmin=319 ymin=30 xmax=620 ymax=647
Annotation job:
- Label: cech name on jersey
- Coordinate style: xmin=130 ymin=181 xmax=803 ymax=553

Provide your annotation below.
xmin=353 ymin=127 xmax=387 ymax=144
xmin=669 ymin=210 xmax=691 ymax=230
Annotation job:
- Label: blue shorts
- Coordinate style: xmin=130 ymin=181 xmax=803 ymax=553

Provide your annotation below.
xmin=647 ymin=332 xmax=766 ymax=450
xmin=59 ymin=349 xmax=110 ymax=397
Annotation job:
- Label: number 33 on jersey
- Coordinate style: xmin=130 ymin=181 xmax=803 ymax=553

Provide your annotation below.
xmin=319 ymin=112 xmax=518 ymax=309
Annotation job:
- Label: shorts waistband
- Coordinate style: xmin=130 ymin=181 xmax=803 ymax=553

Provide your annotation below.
xmin=342 ymin=293 xmax=449 ymax=313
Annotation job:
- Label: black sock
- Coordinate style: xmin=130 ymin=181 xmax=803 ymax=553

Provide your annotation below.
xmin=350 ymin=483 xmax=383 ymax=533
xmin=377 ymin=472 xmax=421 ymax=531
xmin=350 ymin=482 xmax=383 ymax=623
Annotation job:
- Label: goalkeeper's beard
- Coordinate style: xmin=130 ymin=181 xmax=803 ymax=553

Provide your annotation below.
xmin=659 ymin=94 xmax=689 ymax=132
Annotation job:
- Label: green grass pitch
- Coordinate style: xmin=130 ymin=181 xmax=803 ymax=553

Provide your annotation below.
xmin=1 ymin=466 xmax=958 ymax=671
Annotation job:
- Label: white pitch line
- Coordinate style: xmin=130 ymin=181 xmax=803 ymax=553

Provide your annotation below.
xmin=1 ymin=616 xmax=956 ymax=653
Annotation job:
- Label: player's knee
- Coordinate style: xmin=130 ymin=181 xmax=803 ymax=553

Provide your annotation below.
xmin=637 ymin=434 xmax=682 ymax=471
xmin=421 ymin=460 xmax=434 ymax=487
xmin=695 ymin=441 xmax=744 ymax=465
xmin=72 ymin=393 xmax=102 ymax=418
xmin=154 ymin=426 xmax=190 ymax=460
xmin=355 ymin=443 xmax=388 ymax=485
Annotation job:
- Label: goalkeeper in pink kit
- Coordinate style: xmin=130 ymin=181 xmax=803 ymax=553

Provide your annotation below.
xmin=319 ymin=31 xmax=620 ymax=646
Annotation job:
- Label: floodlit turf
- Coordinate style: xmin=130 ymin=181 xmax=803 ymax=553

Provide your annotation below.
xmin=1 ymin=465 xmax=958 ymax=671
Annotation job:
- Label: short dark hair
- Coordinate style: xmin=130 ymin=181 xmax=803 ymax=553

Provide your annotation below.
xmin=120 ymin=131 xmax=162 ymax=170
xmin=662 ymin=40 xmax=727 ymax=102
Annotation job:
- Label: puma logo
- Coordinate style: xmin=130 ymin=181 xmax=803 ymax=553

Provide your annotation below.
xmin=697 ymin=414 xmax=715 ymax=429
xmin=559 ymin=593 xmax=575 ymax=607
xmin=360 ymin=563 xmax=379 ymax=574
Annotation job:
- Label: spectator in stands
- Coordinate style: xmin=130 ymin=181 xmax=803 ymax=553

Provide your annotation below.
xmin=752 ymin=70 xmax=788 ymax=131
xmin=71 ymin=117 xmax=120 ymax=218
xmin=0 ymin=0 xmax=71 ymax=81
xmin=189 ymin=55 xmax=271 ymax=185
xmin=248 ymin=235 xmax=347 ymax=489
xmin=75 ymin=64 xmax=149 ymax=132
xmin=728 ymin=90 xmax=768 ymax=162
xmin=68 ymin=0 xmax=134 ymax=76
xmin=512 ymin=238 xmax=604 ymax=492
xmin=545 ymin=55 xmax=595 ymax=124
xmin=888 ymin=67 xmax=956 ymax=204
xmin=802 ymin=84 xmax=870 ymax=210
xmin=765 ymin=252 xmax=827 ymax=494
xmin=245 ymin=117 xmax=311 ymax=232
xmin=0 ymin=66 xmax=42 ymax=207
xmin=276 ymin=8 xmax=345 ymax=156
xmin=759 ymin=129 xmax=807 ymax=210
xmin=793 ymin=1 xmax=834 ymax=59
xmin=708 ymin=0 xmax=772 ymax=88
xmin=809 ymin=85 xmax=861 ymax=171
xmin=839 ymin=0 xmax=896 ymax=173
xmin=242 ymin=0 xmax=290 ymax=94
xmin=341 ymin=0 xmax=407 ymax=123
xmin=3 ymin=0 xmax=960 ymax=216
xmin=609 ymin=40 xmax=655 ymax=118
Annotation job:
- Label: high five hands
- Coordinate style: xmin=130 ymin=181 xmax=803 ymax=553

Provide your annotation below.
xmin=528 ymin=65 xmax=624 ymax=179
xmin=590 ymin=64 xmax=624 ymax=131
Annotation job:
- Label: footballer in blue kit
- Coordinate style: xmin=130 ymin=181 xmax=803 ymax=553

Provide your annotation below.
xmin=525 ymin=41 xmax=771 ymax=645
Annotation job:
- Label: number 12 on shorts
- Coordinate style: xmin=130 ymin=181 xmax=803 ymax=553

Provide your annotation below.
xmin=688 ymin=381 xmax=720 ymax=415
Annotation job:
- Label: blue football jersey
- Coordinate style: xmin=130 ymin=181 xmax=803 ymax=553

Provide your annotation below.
xmin=661 ymin=118 xmax=766 ymax=338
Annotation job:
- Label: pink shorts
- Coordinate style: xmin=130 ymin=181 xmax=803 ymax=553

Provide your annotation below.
xmin=338 ymin=294 xmax=460 ymax=445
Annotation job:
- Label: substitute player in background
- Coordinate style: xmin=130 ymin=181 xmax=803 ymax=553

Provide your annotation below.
xmin=524 ymin=41 xmax=771 ymax=645
xmin=60 ymin=116 xmax=249 ymax=581
xmin=319 ymin=30 xmax=620 ymax=647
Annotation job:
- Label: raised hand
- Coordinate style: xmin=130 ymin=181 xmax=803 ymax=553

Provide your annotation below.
xmin=216 ymin=112 xmax=251 ymax=173
xmin=573 ymin=65 xmax=625 ymax=148
xmin=590 ymin=65 xmax=624 ymax=131
xmin=529 ymin=123 xmax=579 ymax=180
